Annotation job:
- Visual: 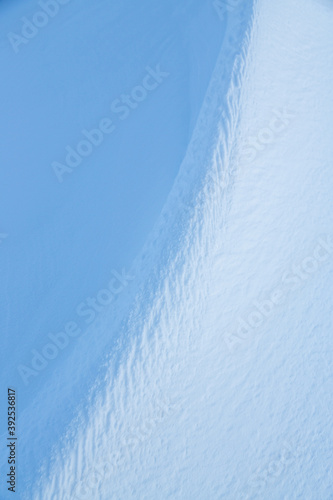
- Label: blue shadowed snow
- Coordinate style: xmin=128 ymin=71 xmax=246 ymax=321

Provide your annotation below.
xmin=0 ymin=0 xmax=225 ymax=392
xmin=1 ymin=0 xmax=333 ymax=499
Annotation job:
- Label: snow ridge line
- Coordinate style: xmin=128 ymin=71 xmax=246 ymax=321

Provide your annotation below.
xmin=32 ymin=5 xmax=259 ymax=500
xmin=165 ymin=1 xmax=259 ymax=349
xmin=203 ymin=13 xmax=258 ymax=237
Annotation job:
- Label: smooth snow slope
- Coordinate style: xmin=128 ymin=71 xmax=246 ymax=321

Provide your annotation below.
xmin=0 ymin=0 xmax=225 ymax=385
xmin=0 ymin=0 xmax=225 ymax=388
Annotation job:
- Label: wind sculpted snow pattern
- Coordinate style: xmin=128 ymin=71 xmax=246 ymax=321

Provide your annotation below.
xmin=28 ymin=2 xmax=256 ymax=499
xmin=1 ymin=0 xmax=333 ymax=498
xmin=0 ymin=0 xmax=250 ymax=498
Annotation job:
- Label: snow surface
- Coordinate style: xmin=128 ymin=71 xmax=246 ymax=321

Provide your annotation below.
xmin=1 ymin=0 xmax=333 ymax=498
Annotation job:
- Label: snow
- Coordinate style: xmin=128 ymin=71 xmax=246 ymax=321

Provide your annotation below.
xmin=0 ymin=0 xmax=332 ymax=498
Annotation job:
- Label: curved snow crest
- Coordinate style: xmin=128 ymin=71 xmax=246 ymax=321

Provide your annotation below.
xmin=31 ymin=3 xmax=258 ymax=500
